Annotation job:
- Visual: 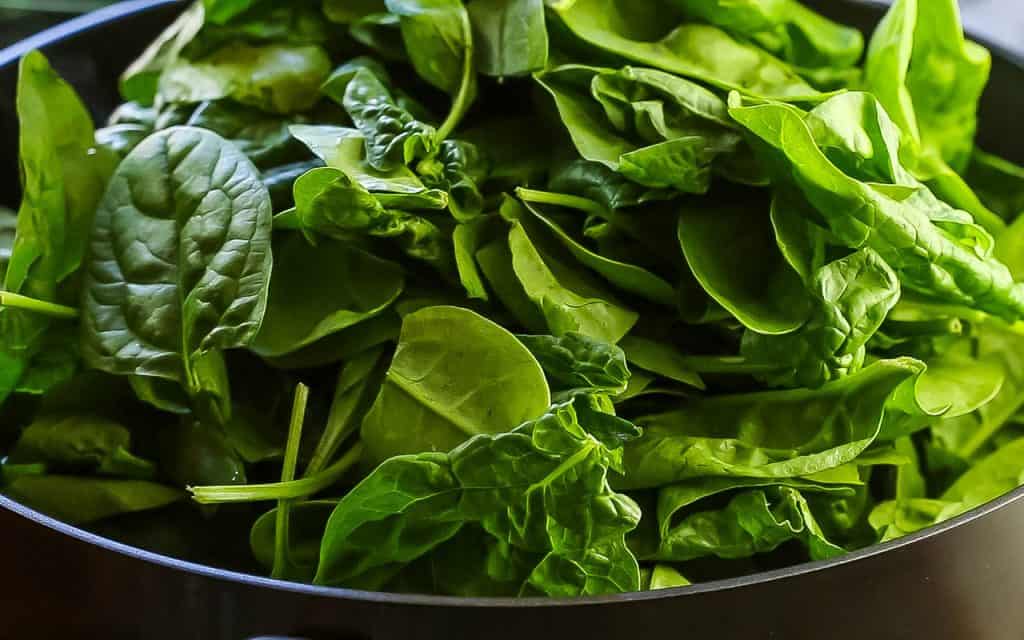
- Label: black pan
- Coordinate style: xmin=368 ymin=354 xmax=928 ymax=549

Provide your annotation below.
xmin=2 ymin=2 xmax=1024 ymax=639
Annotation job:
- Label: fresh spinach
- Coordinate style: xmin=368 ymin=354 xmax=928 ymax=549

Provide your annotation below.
xmin=81 ymin=127 xmax=273 ymax=416
xmin=5 ymin=0 xmax=1024 ymax=599
xmin=360 ymin=305 xmax=550 ymax=463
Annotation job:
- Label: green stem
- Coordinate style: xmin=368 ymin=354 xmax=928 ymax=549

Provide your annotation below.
xmin=0 ymin=292 xmax=78 ymax=319
xmin=515 ymin=188 xmax=608 ymax=219
xmin=679 ymin=355 xmax=781 ymax=375
xmin=272 ymin=383 xmax=309 ymax=580
xmin=434 ymin=11 xmax=476 ymax=142
xmin=189 ymin=442 xmax=364 ymax=504
xmin=884 ymin=318 xmax=964 ymax=337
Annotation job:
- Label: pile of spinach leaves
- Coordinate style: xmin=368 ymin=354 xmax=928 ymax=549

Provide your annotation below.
xmin=4 ymin=0 xmax=1024 ymax=597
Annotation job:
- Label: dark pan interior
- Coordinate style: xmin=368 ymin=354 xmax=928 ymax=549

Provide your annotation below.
xmin=2 ymin=2 xmax=1024 ymax=639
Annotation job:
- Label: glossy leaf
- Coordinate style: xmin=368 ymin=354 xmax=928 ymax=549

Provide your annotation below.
xmin=360 ymin=306 xmax=550 ymax=463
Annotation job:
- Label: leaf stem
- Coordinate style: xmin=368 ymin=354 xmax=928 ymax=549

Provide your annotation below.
xmin=435 ymin=10 xmax=476 ymax=142
xmin=515 ymin=188 xmax=608 ymax=219
xmin=189 ymin=442 xmax=364 ymax=504
xmin=0 ymin=291 xmax=79 ymax=319
xmin=272 ymin=383 xmax=309 ymax=579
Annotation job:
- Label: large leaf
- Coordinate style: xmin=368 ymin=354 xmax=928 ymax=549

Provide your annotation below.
xmin=81 ymin=127 xmax=273 ymax=401
xmin=251 ymin=233 xmax=404 ymax=358
xmin=620 ymin=359 xmax=923 ymax=489
xmin=360 ymin=306 xmax=550 ymax=463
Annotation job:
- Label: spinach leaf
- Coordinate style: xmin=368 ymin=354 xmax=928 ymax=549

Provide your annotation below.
xmin=349 ymin=13 xmax=408 ymax=61
xmin=508 ymin=220 xmax=638 ymax=344
xmin=287 ymin=166 xmax=450 ymax=269
xmin=932 ymin=322 xmax=1024 ymax=459
xmin=548 ymin=0 xmax=824 ymax=101
xmin=742 ymin=249 xmax=901 ymax=388
xmin=547 ymin=160 xmax=675 ymax=211
xmin=251 ymin=499 xmax=337 ymax=582
xmin=418 ymin=140 xmax=488 ymax=222
xmin=729 ymin=93 xmax=1024 ymax=321
xmin=159 ymin=43 xmax=331 ymax=114
xmin=517 ymin=332 xmax=630 ymax=394
xmin=203 ymin=0 xmax=258 ymax=24
xmin=535 ymin=65 xmax=745 ymax=194
xmin=81 ymin=127 xmax=273 ymax=409
xmin=619 ymin=336 xmax=704 ymax=391
xmin=4 ymin=475 xmax=182 ymax=525
xmin=621 ymin=359 xmax=923 ymax=489
xmin=677 ymin=194 xmax=810 ymax=335
xmin=159 ymin=419 xmax=247 ymax=487
xmin=360 ymin=306 xmax=550 ymax=463
xmin=186 ymin=100 xmax=304 ymax=168
xmin=519 ymin=196 xmax=677 ymax=306
xmin=467 ymin=0 xmax=548 ymax=78
xmin=323 ymin=65 xmax=437 ymax=171
xmin=668 ymin=0 xmax=863 ymax=69
xmin=385 ymin=0 xmax=477 ymax=138
xmin=318 ymin=397 xmax=642 ymax=596
xmin=966 ymin=150 xmax=1024 ymax=221
xmin=648 ymin=565 xmax=690 ymax=589
xmin=251 ymin=233 xmax=404 ymax=357
xmin=289 ymin=124 xmax=449 ymax=204
xmin=654 ymin=485 xmax=844 ymax=563
xmin=121 ymin=2 xmax=206 ymax=105
xmin=1 ymin=52 xmax=117 ymax=403
xmin=864 ymin=0 xmax=989 ymax=173
xmin=8 ymin=414 xmax=154 ymax=479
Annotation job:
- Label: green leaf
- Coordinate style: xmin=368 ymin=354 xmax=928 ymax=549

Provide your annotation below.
xmin=548 ymin=0 xmax=824 ymax=101
xmin=318 ymin=398 xmax=642 ymax=596
xmin=417 ymin=140 xmax=488 ymax=222
xmin=203 ymin=0 xmax=258 ymax=25
xmin=729 ymin=92 xmax=1024 ymax=321
xmin=289 ymin=124 xmax=449 ymax=201
xmin=159 ymin=418 xmax=247 ymax=487
xmin=621 ymin=359 xmax=924 ymax=489
xmin=251 ymin=499 xmax=337 ymax=582
xmin=185 ymin=100 xmax=304 ymax=168
xmin=932 ymin=322 xmax=1024 ymax=458
xmin=864 ymin=0 xmax=989 ymax=173
xmin=677 ymin=194 xmax=811 ymax=335
xmin=467 ymin=0 xmax=548 ymax=77
xmin=520 ymin=197 xmax=677 ymax=306
xmin=360 ymin=306 xmax=551 ymax=463
xmin=966 ymin=150 xmax=1024 ymax=221
xmin=618 ymin=336 xmax=704 ymax=391
xmin=668 ymin=0 xmax=863 ymax=69
xmin=287 ymin=166 xmax=450 ymax=268
xmin=251 ymin=233 xmax=404 ymax=358
xmin=508 ymin=220 xmax=638 ymax=344
xmin=120 ymin=2 xmax=206 ymax=105
xmin=159 ymin=43 xmax=331 ymax=114
xmin=324 ymin=0 xmax=386 ymax=24
xmin=323 ymin=65 xmax=437 ymax=171
xmin=1 ymin=52 xmax=117 ymax=403
xmin=9 ymin=414 xmax=154 ymax=479
xmin=4 ymin=475 xmax=182 ymax=525
xmin=648 ymin=565 xmax=690 ymax=590
xmin=535 ymin=65 xmax=744 ymax=194
xmin=81 ymin=127 xmax=273 ymax=405
xmin=742 ymin=248 xmax=901 ymax=388
xmin=385 ymin=0 xmax=471 ymax=94
xmin=517 ymin=332 xmax=630 ymax=394
xmin=654 ymin=486 xmax=844 ymax=562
